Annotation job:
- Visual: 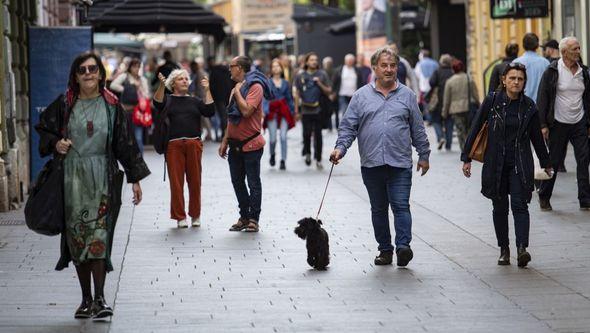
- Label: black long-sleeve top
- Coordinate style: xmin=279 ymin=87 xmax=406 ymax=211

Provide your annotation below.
xmin=154 ymin=95 xmax=216 ymax=140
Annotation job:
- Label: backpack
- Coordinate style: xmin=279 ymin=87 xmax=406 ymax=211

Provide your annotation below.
xmin=297 ymin=72 xmax=323 ymax=107
xmin=120 ymin=76 xmax=139 ymax=105
xmin=152 ymin=97 xmax=172 ymax=155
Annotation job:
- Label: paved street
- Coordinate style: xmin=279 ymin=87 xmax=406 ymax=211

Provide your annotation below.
xmin=1 ymin=125 xmax=590 ymax=333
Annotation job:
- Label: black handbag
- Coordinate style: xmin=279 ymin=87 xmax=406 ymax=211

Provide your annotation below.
xmin=25 ymin=157 xmax=65 ymax=236
xmin=120 ymin=77 xmax=139 ymax=106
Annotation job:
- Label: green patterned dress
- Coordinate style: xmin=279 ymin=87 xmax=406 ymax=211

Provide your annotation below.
xmin=64 ymin=96 xmax=112 ymax=264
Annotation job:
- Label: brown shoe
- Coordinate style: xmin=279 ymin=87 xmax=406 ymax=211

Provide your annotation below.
xmin=244 ymin=219 xmax=259 ymax=232
xmin=229 ymin=218 xmax=249 ymax=231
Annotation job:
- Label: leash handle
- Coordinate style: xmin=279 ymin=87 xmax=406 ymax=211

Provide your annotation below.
xmin=316 ymin=162 xmax=335 ymax=221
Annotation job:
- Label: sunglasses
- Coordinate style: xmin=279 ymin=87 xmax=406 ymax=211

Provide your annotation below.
xmin=507 ymin=62 xmax=526 ymax=70
xmin=77 ymin=65 xmax=99 ymax=75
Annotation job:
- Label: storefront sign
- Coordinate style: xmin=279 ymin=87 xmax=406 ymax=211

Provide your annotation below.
xmin=490 ymin=0 xmax=548 ymax=19
xmin=237 ymin=0 xmax=294 ymax=34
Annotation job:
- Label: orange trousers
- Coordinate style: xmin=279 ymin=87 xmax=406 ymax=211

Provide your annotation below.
xmin=166 ymin=138 xmax=203 ymax=221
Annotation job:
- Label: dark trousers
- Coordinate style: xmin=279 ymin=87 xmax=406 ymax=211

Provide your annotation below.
xmin=539 ymin=119 xmax=590 ymax=205
xmin=228 ymin=148 xmax=263 ymax=221
xmin=492 ymin=163 xmax=530 ymax=248
xmin=215 ymin=100 xmax=228 ymax=139
xmin=361 ymin=165 xmax=413 ymax=252
xmin=302 ymin=113 xmax=323 ymax=162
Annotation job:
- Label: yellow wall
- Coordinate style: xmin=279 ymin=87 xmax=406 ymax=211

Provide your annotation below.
xmin=467 ymin=0 xmax=552 ymax=98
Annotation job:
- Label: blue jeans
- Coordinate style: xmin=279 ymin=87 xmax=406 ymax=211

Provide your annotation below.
xmin=267 ymin=118 xmax=288 ymax=161
xmin=228 ymin=148 xmax=263 ymax=221
xmin=431 ymin=117 xmax=454 ymax=150
xmin=361 ymin=165 xmax=413 ymax=252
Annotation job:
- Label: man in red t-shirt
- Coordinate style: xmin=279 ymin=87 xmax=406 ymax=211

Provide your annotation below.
xmin=218 ymin=56 xmax=265 ymax=232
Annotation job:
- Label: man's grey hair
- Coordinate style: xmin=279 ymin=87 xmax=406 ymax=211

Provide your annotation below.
xmin=165 ymin=69 xmax=192 ymax=92
xmin=322 ymin=57 xmax=333 ymax=66
xmin=559 ymin=36 xmax=578 ymax=53
xmin=439 ymin=54 xmax=453 ymax=66
xmin=344 ymin=54 xmax=355 ymax=62
xmin=370 ymin=46 xmax=400 ymax=67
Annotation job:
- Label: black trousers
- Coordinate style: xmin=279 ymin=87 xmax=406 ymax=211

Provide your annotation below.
xmin=302 ymin=113 xmax=323 ymax=162
xmin=539 ymin=119 xmax=590 ymax=205
xmin=492 ymin=162 xmax=530 ymax=248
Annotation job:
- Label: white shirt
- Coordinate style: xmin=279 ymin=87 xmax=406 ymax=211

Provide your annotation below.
xmin=554 ymin=58 xmax=585 ymax=124
xmin=339 ymin=66 xmax=357 ymax=97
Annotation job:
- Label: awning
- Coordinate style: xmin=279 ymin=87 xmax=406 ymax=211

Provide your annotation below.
xmin=87 ymin=0 xmax=227 ymax=41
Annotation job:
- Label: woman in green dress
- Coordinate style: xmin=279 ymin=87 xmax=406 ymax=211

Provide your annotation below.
xmin=36 ymin=52 xmax=150 ymax=320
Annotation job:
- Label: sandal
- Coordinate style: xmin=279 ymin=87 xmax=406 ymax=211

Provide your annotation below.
xmin=244 ymin=219 xmax=259 ymax=233
xmin=229 ymin=218 xmax=248 ymax=231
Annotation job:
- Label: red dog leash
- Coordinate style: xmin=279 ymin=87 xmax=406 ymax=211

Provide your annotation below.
xmin=315 ymin=162 xmax=335 ymax=220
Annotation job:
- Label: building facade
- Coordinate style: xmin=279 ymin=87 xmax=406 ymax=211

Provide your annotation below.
xmin=0 ymin=0 xmax=77 ymax=211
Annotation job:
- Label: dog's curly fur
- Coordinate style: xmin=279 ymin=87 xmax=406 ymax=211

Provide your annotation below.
xmin=294 ymin=218 xmax=330 ymax=270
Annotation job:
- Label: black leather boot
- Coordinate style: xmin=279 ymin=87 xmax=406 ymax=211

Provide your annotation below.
xmin=74 ymin=297 xmax=93 ymax=319
xmin=91 ymin=296 xmax=113 ymax=320
xmin=517 ymin=246 xmax=531 ymax=268
xmin=498 ymin=247 xmax=510 ymax=265
xmin=374 ymin=251 xmax=393 ymax=265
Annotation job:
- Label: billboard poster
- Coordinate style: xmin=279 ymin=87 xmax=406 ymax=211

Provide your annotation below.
xmin=28 ymin=27 xmax=93 ymax=179
xmin=357 ymin=0 xmax=388 ymax=66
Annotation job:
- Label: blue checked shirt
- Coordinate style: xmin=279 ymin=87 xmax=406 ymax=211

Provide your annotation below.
xmin=335 ymin=81 xmax=430 ymax=168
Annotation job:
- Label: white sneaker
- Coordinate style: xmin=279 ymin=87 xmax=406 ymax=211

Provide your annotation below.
xmin=191 ymin=217 xmax=201 ymax=227
xmin=316 ymin=161 xmax=323 ymax=170
xmin=177 ymin=219 xmax=188 ymax=228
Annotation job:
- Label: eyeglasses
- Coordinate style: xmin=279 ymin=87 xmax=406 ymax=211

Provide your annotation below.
xmin=77 ymin=65 xmax=99 ymax=75
xmin=229 ymin=64 xmax=239 ymax=69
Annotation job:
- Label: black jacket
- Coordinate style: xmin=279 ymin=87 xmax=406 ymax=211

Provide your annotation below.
xmin=536 ymin=60 xmax=590 ymax=129
xmin=462 ymin=91 xmax=550 ymax=202
xmin=331 ymin=65 xmax=365 ymax=98
xmin=428 ymin=65 xmax=454 ymax=113
xmin=36 ymin=92 xmax=151 ymax=272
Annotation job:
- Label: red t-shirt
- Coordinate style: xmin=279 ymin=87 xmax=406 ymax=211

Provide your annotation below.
xmin=227 ymin=83 xmax=266 ymax=152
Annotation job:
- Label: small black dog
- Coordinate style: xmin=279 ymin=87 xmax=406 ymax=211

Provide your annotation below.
xmin=294 ymin=218 xmax=330 ymax=270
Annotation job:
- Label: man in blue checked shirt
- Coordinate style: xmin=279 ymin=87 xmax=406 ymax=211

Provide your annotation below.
xmin=330 ymin=46 xmax=431 ymax=267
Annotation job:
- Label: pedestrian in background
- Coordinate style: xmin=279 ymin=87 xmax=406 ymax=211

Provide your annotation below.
xmin=542 ymin=39 xmax=560 ymax=63
xmin=489 ymin=43 xmax=519 ymax=93
xmin=357 ymin=53 xmax=372 ymax=85
xmin=331 ymin=46 xmax=430 ymax=267
xmin=514 ymin=33 xmax=550 ymax=102
xmin=151 ymin=50 xmax=180 ymax=92
xmin=414 ymin=49 xmax=439 ymax=113
xmin=537 ymin=37 xmax=590 ymax=211
xmin=263 ymin=58 xmax=295 ymax=170
xmin=462 ymin=62 xmax=551 ymax=267
xmin=220 ymin=56 xmax=272 ymax=233
xmin=331 ymin=54 xmax=363 ymax=128
xmin=294 ymin=52 xmax=332 ymax=170
xmin=207 ymin=56 xmax=234 ymax=141
xmin=153 ymin=69 xmax=216 ymax=229
xmin=36 ymin=52 xmax=149 ymax=320
xmin=321 ymin=56 xmax=336 ymax=131
xmin=442 ymin=59 xmax=479 ymax=153
xmin=428 ymin=54 xmax=455 ymax=150
xmin=109 ymin=58 xmax=151 ymax=153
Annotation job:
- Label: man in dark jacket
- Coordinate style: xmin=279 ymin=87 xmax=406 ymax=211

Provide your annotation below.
xmin=151 ymin=50 xmax=180 ymax=90
xmin=331 ymin=54 xmax=364 ymax=128
xmin=429 ymin=54 xmax=455 ymax=150
xmin=489 ymin=43 xmax=519 ymax=93
xmin=208 ymin=57 xmax=235 ymax=141
xmin=537 ymin=37 xmax=590 ymax=211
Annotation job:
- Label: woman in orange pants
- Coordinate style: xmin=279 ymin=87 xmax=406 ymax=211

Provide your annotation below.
xmin=153 ymin=69 xmax=215 ymax=228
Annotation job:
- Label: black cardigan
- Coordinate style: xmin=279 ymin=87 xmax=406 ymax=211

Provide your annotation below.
xmin=462 ymin=91 xmax=550 ymax=202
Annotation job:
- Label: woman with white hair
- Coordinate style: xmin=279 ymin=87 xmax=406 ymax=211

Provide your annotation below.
xmin=153 ymin=69 xmax=216 ymax=228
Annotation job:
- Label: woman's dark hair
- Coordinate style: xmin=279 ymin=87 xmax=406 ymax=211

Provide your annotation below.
xmin=498 ymin=62 xmax=528 ymax=93
xmin=67 ymin=52 xmax=107 ymax=96
xmin=127 ymin=58 xmax=141 ymax=73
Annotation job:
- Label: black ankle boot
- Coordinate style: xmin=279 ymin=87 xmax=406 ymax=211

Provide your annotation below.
xmin=270 ymin=154 xmax=276 ymax=167
xmin=498 ymin=246 xmax=510 ymax=265
xmin=279 ymin=160 xmax=286 ymax=170
xmin=374 ymin=251 xmax=393 ymax=265
xmin=74 ymin=297 xmax=93 ymax=319
xmin=91 ymin=296 xmax=113 ymax=320
xmin=517 ymin=246 xmax=531 ymax=268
